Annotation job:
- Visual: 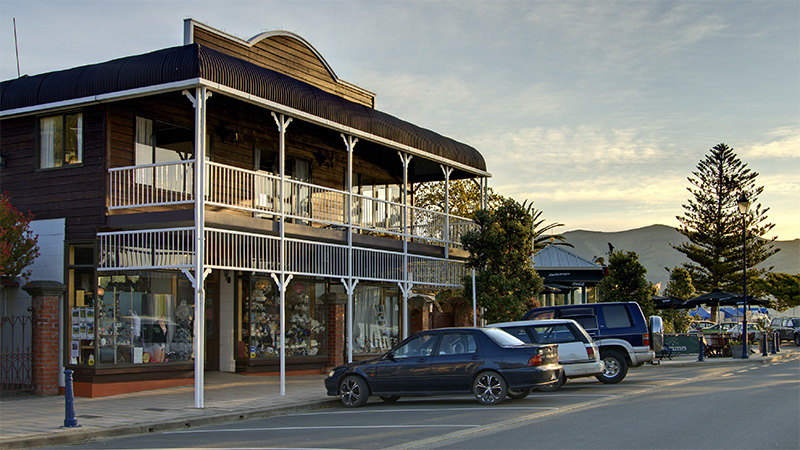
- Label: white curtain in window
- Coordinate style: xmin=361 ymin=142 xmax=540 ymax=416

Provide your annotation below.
xmin=135 ymin=117 xmax=153 ymax=165
xmin=135 ymin=117 xmax=154 ymax=186
xmin=74 ymin=114 xmax=83 ymax=163
xmin=39 ymin=117 xmax=57 ymax=168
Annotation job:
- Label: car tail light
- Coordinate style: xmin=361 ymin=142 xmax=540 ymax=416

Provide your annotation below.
xmin=586 ymin=345 xmax=595 ymax=359
xmin=528 ymin=353 xmax=543 ymax=367
xmin=643 ymin=333 xmax=650 ymax=347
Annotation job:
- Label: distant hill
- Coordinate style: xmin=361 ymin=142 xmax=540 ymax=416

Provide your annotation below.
xmin=562 ymin=225 xmax=799 ymax=290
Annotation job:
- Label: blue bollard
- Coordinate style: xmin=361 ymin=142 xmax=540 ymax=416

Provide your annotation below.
xmin=774 ymin=331 xmax=780 ymax=353
xmin=63 ymin=369 xmax=80 ymax=428
xmin=697 ymin=334 xmax=704 ymax=362
xmin=761 ymin=332 xmax=768 ymax=356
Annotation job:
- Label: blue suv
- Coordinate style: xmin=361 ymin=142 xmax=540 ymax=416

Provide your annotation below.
xmin=522 ymin=302 xmax=663 ymax=383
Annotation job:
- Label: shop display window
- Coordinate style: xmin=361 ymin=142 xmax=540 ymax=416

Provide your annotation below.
xmin=68 ymin=270 xmax=195 ymax=366
xmin=239 ymin=276 xmax=326 ymax=359
xmin=352 ymin=285 xmax=400 ymax=354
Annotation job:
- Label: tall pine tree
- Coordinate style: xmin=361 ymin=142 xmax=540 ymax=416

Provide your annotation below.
xmin=673 ymin=143 xmax=778 ymax=295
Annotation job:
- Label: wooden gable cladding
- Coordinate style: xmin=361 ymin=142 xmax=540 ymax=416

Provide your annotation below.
xmin=189 ymin=21 xmax=375 ymax=108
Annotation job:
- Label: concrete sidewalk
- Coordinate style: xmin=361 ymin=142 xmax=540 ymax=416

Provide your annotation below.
xmin=0 ymin=373 xmax=337 ymax=450
xmin=1 ymin=347 xmax=796 ymax=450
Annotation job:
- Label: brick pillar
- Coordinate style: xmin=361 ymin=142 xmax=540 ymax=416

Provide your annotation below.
xmin=23 ymin=280 xmax=66 ymax=396
xmin=321 ymin=292 xmax=347 ymax=369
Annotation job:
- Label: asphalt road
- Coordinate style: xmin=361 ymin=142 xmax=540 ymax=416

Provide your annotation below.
xmin=44 ymin=356 xmax=800 ymax=449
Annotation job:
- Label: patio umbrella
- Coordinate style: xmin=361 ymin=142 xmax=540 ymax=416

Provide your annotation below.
xmin=651 ymin=295 xmax=685 ymax=310
xmin=719 ymin=294 xmax=771 ymax=307
xmin=682 ymin=288 xmax=739 ymax=308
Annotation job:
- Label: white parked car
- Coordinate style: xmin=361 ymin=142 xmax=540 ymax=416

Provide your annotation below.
xmin=489 ymin=319 xmax=604 ymax=391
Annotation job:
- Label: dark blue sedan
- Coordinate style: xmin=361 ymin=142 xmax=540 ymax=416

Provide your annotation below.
xmin=325 ymin=327 xmax=562 ymax=407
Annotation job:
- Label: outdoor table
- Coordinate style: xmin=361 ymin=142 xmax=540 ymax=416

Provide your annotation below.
xmin=703 ymin=333 xmax=732 ymax=357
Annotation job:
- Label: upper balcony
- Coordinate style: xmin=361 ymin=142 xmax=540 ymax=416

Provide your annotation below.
xmin=107 ymin=160 xmax=477 ymax=253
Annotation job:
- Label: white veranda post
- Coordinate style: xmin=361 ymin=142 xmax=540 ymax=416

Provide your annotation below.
xmin=182 ymin=86 xmax=211 ymax=409
xmin=341 ymin=133 xmax=358 ymax=363
xmin=272 ymin=112 xmax=292 ymax=396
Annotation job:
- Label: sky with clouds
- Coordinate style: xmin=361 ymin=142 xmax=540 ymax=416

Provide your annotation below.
xmin=1 ymin=0 xmax=798 ymax=240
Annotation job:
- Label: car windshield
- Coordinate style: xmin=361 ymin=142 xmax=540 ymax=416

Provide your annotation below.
xmin=482 ymin=328 xmax=526 ymax=346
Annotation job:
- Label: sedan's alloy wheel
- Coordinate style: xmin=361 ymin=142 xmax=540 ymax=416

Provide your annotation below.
xmin=473 ymin=371 xmax=507 ymax=405
xmin=339 ymin=376 xmax=369 ymax=407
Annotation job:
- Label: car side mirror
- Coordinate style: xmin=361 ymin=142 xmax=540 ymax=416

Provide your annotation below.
xmin=649 ymin=316 xmax=664 ymax=352
xmin=384 ymin=351 xmax=396 ymax=361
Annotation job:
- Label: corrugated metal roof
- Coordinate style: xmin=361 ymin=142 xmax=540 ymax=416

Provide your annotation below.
xmin=533 ymin=245 xmax=601 ymax=269
xmin=1 ymin=44 xmax=486 ymax=173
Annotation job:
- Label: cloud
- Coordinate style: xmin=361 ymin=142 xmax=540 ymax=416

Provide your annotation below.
xmin=744 ymin=127 xmax=800 ymax=159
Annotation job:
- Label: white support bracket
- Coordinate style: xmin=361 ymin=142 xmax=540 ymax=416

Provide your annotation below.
xmin=398 ymin=280 xmax=413 ymax=339
xmin=341 ymin=278 xmax=359 ymax=363
xmin=181 ymin=268 xmax=211 ymax=289
xmin=270 ymin=273 xmax=294 ymax=292
xmin=182 ymin=89 xmax=212 ymax=108
xmin=340 ymin=278 xmax=359 ymax=295
xmin=341 ymin=133 xmax=359 ymax=152
xmin=272 ymin=111 xmax=293 ymax=131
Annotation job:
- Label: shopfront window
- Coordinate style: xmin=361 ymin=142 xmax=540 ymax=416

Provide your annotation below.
xmin=73 ymin=271 xmax=195 ymax=366
xmin=239 ymin=276 xmax=327 ymax=359
xmin=352 ymin=285 xmax=400 ymax=354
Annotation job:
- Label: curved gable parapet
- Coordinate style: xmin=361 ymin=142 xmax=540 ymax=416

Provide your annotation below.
xmin=247 ymin=30 xmax=339 ymax=83
xmin=185 ymin=19 xmax=375 ymax=107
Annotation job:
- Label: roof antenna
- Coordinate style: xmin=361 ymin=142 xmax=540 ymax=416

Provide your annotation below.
xmin=13 ymin=18 xmax=21 ymax=77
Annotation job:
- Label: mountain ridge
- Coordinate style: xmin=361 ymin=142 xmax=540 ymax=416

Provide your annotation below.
xmin=561 ymin=224 xmax=799 ymax=290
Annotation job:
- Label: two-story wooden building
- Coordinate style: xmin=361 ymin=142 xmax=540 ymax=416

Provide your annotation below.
xmin=0 ymin=20 xmax=490 ymax=398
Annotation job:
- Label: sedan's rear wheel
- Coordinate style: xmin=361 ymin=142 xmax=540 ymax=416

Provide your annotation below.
xmin=473 ymin=371 xmax=508 ymax=405
xmin=794 ymin=334 xmax=800 ymax=347
xmin=507 ymin=387 xmax=532 ymax=399
xmin=339 ymin=375 xmax=369 ymax=407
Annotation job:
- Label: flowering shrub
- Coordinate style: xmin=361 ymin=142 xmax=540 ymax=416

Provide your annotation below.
xmin=0 ymin=192 xmax=40 ymax=282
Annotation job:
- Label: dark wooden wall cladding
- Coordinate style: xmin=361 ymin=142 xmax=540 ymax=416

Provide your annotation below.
xmin=0 ymin=106 xmax=106 ymax=241
xmin=107 ymin=93 xmax=400 ymax=191
xmin=192 ymin=26 xmax=375 ymax=108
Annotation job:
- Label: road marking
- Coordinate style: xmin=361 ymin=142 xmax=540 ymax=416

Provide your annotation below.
xmin=294 ymin=406 xmax=559 ymax=416
xmin=643 ymin=377 xmax=692 ymax=380
xmin=164 ymin=424 xmax=481 ymax=434
xmin=543 ymin=394 xmax=618 ymax=398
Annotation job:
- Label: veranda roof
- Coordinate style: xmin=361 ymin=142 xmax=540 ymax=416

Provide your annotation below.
xmin=0 ymin=43 xmax=486 ymax=178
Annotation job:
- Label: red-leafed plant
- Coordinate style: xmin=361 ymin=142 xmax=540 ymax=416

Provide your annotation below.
xmin=0 ymin=192 xmax=40 ymax=282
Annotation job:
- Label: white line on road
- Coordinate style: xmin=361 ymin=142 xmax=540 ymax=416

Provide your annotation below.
xmin=293 ymin=407 xmax=560 ymax=416
xmin=164 ymin=424 xmax=481 ymax=434
xmin=541 ymin=394 xmax=618 ymax=398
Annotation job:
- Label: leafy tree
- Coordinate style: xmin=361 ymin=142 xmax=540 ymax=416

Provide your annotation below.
xmin=673 ymin=143 xmax=779 ymax=295
xmin=598 ymin=250 xmax=654 ymax=318
xmin=663 ymin=267 xmax=696 ymax=333
xmin=461 ymin=198 xmax=543 ymax=323
xmin=751 ymin=273 xmax=800 ymax=311
xmin=414 ymin=179 xmax=503 ymax=218
xmin=0 ymin=193 xmax=40 ymax=282
xmin=532 ymin=208 xmax=572 ymax=252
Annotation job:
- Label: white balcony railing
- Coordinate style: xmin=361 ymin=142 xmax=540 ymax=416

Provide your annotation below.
xmin=108 ymin=161 xmax=195 ymax=208
xmin=108 ymin=161 xmax=477 ymax=249
xmin=98 ymin=227 xmax=466 ymax=288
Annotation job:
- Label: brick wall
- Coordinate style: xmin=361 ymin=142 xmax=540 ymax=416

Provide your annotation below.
xmin=23 ymin=281 xmax=66 ymax=396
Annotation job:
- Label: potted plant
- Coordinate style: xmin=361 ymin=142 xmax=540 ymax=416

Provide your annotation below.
xmin=729 ymin=338 xmax=751 ymax=358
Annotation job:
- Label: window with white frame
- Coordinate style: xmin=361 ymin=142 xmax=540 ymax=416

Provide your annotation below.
xmin=39 ymin=112 xmax=83 ymax=169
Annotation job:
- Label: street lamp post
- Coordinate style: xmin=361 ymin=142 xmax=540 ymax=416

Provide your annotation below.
xmin=737 ymin=193 xmax=751 ymax=359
